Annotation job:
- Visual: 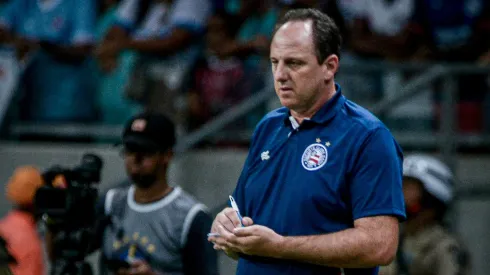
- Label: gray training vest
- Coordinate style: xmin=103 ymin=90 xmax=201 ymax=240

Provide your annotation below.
xmin=101 ymin=186 xmax=206 ymax=275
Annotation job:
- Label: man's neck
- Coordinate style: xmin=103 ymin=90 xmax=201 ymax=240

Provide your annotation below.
xmin=291 ymin=83 xmax=336 ymax=124
xmin=133 ymin=180 xmax=173 ymax=204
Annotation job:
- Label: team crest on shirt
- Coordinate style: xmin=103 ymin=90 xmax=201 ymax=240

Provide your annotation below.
xmin=301 ymin=143 xmax=328 ymax=171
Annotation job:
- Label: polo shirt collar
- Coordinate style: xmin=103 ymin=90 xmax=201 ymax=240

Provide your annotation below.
xmin=284 ymin=83 xmax=345 ymax=128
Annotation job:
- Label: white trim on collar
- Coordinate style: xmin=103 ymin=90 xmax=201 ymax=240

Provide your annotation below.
xmin=288 ymin=116 xmax=311 ymax=130
xmin=288 ymin=116 xmax=300 ymax=130
xmin=127 ymin=185 xmax=181 ymax=213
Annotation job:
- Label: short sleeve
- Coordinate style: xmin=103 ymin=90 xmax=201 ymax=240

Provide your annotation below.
xmin=0 ymin=0 xmax=23 ymax=30
xmin=169 ymin=0 xmax=212 ymax=33
xmin=114 ymin=0 xmax=140 ymax=31
xmin=349 ymin=127 xmax=406 ymax=221
xmin=70 ymin=0 xmax=96 ymax=44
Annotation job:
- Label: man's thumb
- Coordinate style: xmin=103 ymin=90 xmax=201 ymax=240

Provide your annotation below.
xmin=242 ymin=217 xmax=254 ymax=226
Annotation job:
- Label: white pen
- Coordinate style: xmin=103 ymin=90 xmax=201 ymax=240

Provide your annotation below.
xmin=229 ymin=195 xmax=243 ymax=227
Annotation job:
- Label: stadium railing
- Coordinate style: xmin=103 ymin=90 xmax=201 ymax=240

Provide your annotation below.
xmin=4 ymin=61 xmax=490 ymax=161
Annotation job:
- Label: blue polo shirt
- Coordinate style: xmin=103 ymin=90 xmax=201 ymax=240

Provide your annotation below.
xmin=232 ymin=84 xmax=406 ymax=275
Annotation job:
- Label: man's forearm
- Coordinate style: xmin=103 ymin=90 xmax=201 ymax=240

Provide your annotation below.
xmin=275 ymin=227 xmax=395 ymax=268
xmin=126 ymin=30 xmax=193 ymax=56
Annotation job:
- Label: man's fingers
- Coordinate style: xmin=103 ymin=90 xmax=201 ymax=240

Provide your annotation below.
xmin=223 ymin=207 xmax=243 ymax=228
xmin=234 ymin=225 xmax=259 ymax=236
xmin=213 ymin=244 xmax=224 ymax=250
xmin=213 ymin=208 xmax=239 ymax=233
xmin=242 ymin=217 xmax=254 ymax=226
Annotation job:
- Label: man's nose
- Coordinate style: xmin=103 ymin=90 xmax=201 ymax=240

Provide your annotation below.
xmin=274 ymin=62 xmax=288 ymax=82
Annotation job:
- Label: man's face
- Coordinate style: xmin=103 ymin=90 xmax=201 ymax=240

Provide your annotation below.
xmin=403 ymin=177 xmax=424 ymax=219
xmin=270 ymin=20 xmax=333 ymax=113
xmin=123 ymin=148 xmax=168 ymax=189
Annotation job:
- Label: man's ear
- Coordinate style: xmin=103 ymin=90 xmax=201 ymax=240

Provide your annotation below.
xmin=323 ymin=54 xmax=339 ymax=81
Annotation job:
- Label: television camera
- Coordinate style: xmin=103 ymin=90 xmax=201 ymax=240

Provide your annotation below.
xmin=35 ymin=153 xmax=103 ymax=275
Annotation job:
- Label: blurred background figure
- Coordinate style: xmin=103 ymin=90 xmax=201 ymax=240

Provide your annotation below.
xmin=96 ymin=0 xmax=212 ymax=124
xmin=186 ymin=10 xmax=249 ymax=134
xmin=407 ymin=0 xmax=490 ymax=133
xmin=93 ymin=0 xmax=144 ymax=126
xmin=215 ymin=0 xmax=278 ymax=130
xmin=0 ymin=166 xmax=45 ymax=275
xmin=380 ymin=154 xmax=470 ymax=275
xmin=0 ymin=0 xmax=98 ymax=124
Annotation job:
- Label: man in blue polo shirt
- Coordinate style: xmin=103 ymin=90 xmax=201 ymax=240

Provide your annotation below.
xmin=208 ymin=8 xmax=406 ymax=275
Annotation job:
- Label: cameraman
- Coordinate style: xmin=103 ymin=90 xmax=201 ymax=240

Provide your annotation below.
xmin=0 ymin=166 xmax=46 ymax=275
xmin=46 ymin=112 xmax=218 ymax=275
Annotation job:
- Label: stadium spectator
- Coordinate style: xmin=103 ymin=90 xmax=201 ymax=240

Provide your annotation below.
xmin=380 ymin=154 xmax=470 ymax=275
xmin=407 ymin=0 xmax=490 ymax=133
xmin=219 ymin=0 xmax=276 ymax=73
xmin=217 ymin=0 xmax=279 ymax=129
xmin=186 ymin=11 xmax=249 ymax=132
xmin=94 ymin=0 xmax=142 ymax=125
xmin=95 ymin=0 xmax=212 ymax=121
xmin=346 ymin=0 xmax=415 ymax=61
xmin=0 ymin=166 xmax=45 ymax=275
xmin=0 ymin=0 xmax=98 ymax=123
xmin=334 ymin=0 xmax=385 ymax=103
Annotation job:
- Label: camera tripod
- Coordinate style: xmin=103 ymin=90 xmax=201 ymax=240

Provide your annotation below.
xmin=49 ymin=228 xmax=95 ymax=275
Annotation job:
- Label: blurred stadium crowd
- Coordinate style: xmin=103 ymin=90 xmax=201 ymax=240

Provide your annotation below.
xmin=0 ymin=0 xmax=489 ymax=144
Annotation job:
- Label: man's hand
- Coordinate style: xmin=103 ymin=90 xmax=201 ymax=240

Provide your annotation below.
xmin=210 ymin=207 xmax=243 ymax=234
xmin=215 ymin=223 xmax=284 ymax=258
xmin=209 ymin=207 xmax=254 ymax=259
xmin=117 ymin=260 xmax=157 ymax=275
xmin=208 ymin=207 xmax=242 ymax=258
xmin=208 ymin=208 xmax=284 ymax=258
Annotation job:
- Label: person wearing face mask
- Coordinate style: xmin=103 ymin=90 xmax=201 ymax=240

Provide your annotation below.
xmin=46 ymin=112 xmax=218 ymax=275
xmin=380 ymin=154 xmax=470 ymax=275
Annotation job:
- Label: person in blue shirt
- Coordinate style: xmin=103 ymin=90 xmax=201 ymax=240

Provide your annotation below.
xmin=95 ymin=0 xmax=212 ymax=118
xmin=208 ymin=8 xmax=406 ymax=275
xmin=0 ymin=0 xmax=97 ymax=123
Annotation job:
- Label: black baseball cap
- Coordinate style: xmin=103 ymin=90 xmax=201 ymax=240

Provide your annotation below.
xmin=122 ymin=112 xmax=176 ymax=152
